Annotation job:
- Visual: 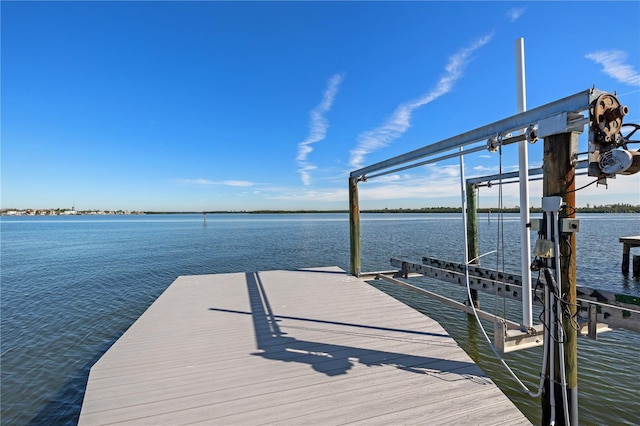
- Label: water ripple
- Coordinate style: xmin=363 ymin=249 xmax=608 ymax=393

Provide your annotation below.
xmin=1 ymin=213 xmax=638 ymax=425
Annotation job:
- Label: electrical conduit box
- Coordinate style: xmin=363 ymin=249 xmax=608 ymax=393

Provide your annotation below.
xmin=561 ymin=219 xmax=580 ymax=233
xmin=534 ymin=239 xmax=554 ymax=258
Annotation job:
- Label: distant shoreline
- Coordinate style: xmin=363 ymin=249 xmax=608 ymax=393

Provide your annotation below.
xmin=3 ymin=203 xmax=638 ymax=216
xmin=150 ymin=205 xmax=640 ymax=214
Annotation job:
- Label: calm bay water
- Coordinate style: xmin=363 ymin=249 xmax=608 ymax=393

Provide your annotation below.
xmin=1 ymin=213 xmax=639 ymax=425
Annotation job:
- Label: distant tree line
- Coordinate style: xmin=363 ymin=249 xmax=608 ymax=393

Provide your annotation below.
xmin=574 ymin=203 xmax=640 ymax=213
xmin=136 ymin=203 xmax=639 ymax=215
xmin=361 ymin=203 xmax=639 ymax=214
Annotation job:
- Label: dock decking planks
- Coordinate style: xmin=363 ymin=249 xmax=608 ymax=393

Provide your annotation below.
xmin=79 ymin=267 xmax=530 ymax=425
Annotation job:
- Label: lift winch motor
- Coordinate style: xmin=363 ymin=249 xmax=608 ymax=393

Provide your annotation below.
xmin=588 ymin=93 xmax=640 ymax=177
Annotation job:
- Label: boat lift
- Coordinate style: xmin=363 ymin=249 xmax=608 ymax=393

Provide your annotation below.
xmin=348 ymin=87 xmax=639 ymax=426
xmin=349 ymin=87 xmax=640 ymax=335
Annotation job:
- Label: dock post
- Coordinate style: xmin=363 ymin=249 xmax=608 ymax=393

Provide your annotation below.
xmin=465 ymin=182 xmax=479 ymax=308
xmin=542 ymin=131 xmax=579 ymax=426
xmin=349 ymin=177 xmax=361 ymax=277
xmin=622 ymin=242 xmax=630 ymax=275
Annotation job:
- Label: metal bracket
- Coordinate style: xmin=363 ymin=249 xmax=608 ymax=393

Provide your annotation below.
xmin=494 ymin=320 xmax=544 ymax=353
xmin=538 ymin=112 xmax=587 ymax=138
xmin=529 ymin=218 xmax=542 ymax=232
xmin=486 ymin=136 xmax=500 ymax=152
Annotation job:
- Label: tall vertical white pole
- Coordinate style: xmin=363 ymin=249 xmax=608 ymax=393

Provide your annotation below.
xmin=516 ymin=38 xmax=533 ymax=327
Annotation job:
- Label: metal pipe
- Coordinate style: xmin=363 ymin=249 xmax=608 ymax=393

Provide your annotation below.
xmin=546 ymin=211 xmax=557 ymax=425
xmin=376 ymin=274 xmax=520 ymax=327
xmin=532 ymin=277 xmax=551 ymax=399
xmin=553 ymin=208 xmax=571 ymax=426
xmin=350 ymin=88 xmax=606 ymax=179
xmin=516 ymin=37 xmax=533 ymax=327
xmin=364 ymin=144 xmax=486 ymax=180
xmin=467 ymin=160 xmax=588 ymax=185
xmin=481 ymin=172 xmax=590 ymax=186
xmin=557 ymin=293 xmax=570 ymax=425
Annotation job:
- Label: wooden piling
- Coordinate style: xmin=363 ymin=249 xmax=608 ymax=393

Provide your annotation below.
xmin=542 ymin=131 xmax=579 ymax=426
xmin=619 ymin=237 xmax=640 ymax=275
xmin=349 ymin=177 xmax=361 ymax=277
xmin=622 ymin=242 xmax=630 ymax=274
xmin=465 ymin=182 xmax=479 ymax=308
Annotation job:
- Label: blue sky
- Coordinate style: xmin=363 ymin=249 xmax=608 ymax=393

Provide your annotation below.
xmin=2 ymin=1 xmax=639 ymax=212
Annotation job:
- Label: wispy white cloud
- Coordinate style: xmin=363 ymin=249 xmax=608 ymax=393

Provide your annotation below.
xmin=297 ymin=73 xmax=344 ymax=186
xmin=358 ymin=173 xmax=461 ymax=203
xmin=473 ymin=164 xmax=499 ymax=173
xmin=507 ymin=7 xmax=525 ymax=22
xmin=268 ymin=188 xmax=347 ymax=203
xmin=441 ymin=165 xmax=461 ymax=178
xmin=177 ymin=178 xmax=256 ymax=187
xmin=255 ymin=163 xmax=640 ymax=209
xmin=585 ymin=50 xmax=640 ymax=87
xmin=349 ymin=33 xmax=493 ymax=169
xmin=222 ymin=180 xmax=255 ymax=187
xmin=471 ymin=164 xmax=520 ymax=174
xmin=374 ymin=174 xmax=409 ymax=183
xmin=177 ymin=178 xmax=215 ymax=185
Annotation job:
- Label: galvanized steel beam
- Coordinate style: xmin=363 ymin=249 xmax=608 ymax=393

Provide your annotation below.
xmin=390 ymin=257 xmax=531 ymax=301
xmin=376 ymin=274 xmax=521 ymax=329
xmin=466 ymin=160 xmax=588 ymax=185
xmin=351 ymin=88 xmax=605 ymax=179
xmin=390 ymin=257 xmax=640 ymax=333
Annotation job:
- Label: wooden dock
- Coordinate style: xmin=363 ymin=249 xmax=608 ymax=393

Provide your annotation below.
xmin=79 ymin=267 xmax=530 ymax=425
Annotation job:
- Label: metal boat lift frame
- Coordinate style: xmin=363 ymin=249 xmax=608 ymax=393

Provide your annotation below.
xmin=349 ymin=86 xmax=637 ymax=426
xmin=349 ymin=88 xmax=603 ymax=183
xmin=348 ymin=88 xmax=639 ymax=333
xmin=349 ymin=87 xmax=607 ymax=277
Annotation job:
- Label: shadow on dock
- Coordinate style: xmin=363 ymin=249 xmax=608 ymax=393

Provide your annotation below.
xmin=209 ymin=272 xmax=488 ymax=382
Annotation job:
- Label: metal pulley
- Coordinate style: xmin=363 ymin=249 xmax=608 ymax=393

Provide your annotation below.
xmin=590 ymin=93 xmax=628 ymax=143
xmin=486 ymin=135 xmax=500 ymax=152
xmin=587 ymin=93 xmax=637 ymax=177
